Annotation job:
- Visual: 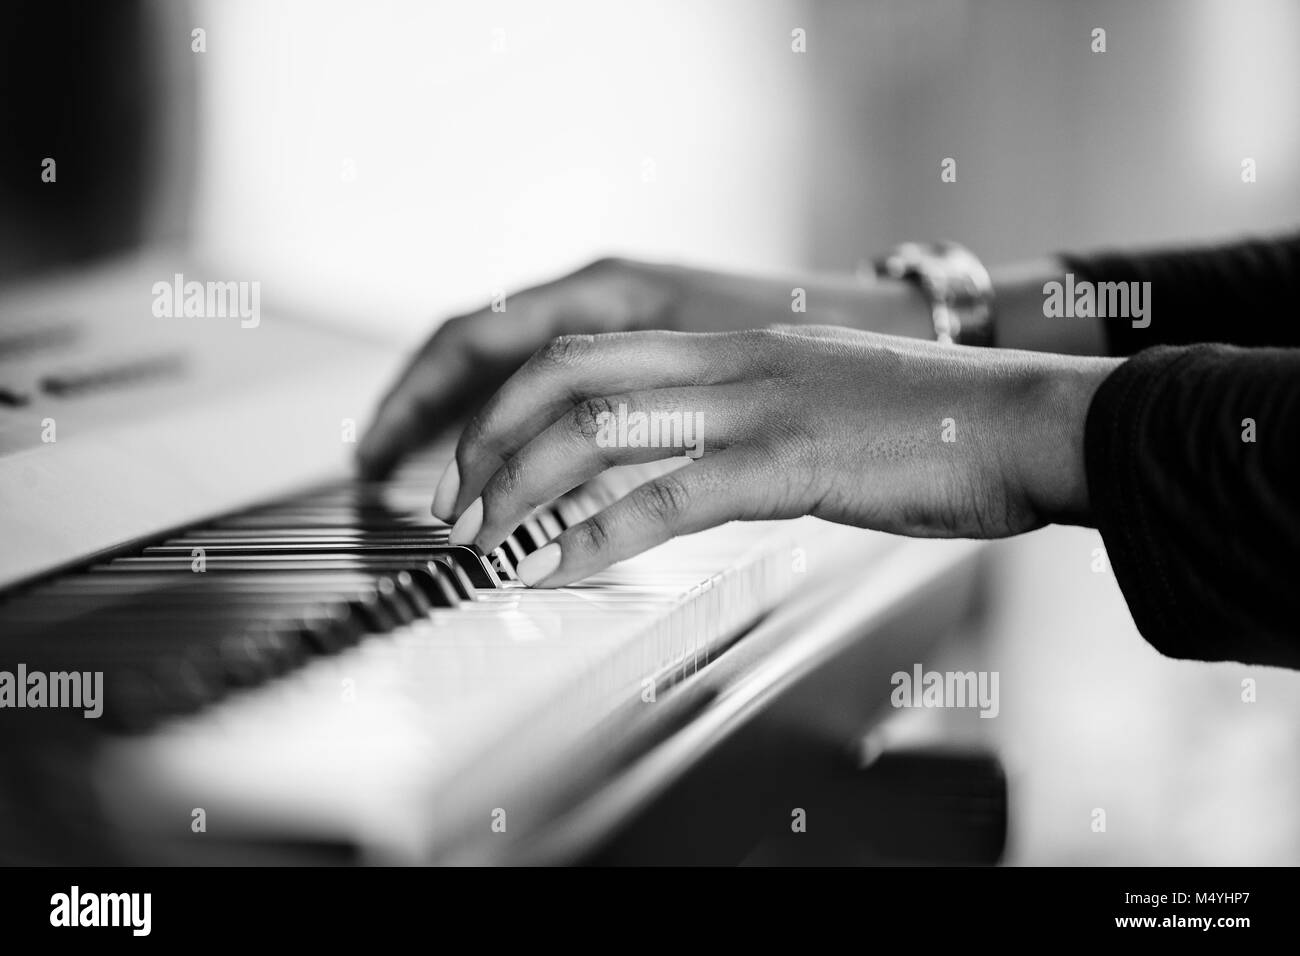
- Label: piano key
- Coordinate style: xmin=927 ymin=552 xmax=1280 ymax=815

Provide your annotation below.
xmin=534 ymin=510 xmax=564 ymax=540
xmin=0 ymin=560 xmax=473 ymax=708
xmin=70 ymin=569 xmax=435 ymax=624
xmin=510 ymin=518 xmax=548 ymax=553
xmin=432 ymin=556 xmax=476 ymax=603
xmin=208 ymin=513 xmax=443 ymax=529
xmin=102 ymin=549 xmax=503 ymax=589
xmin=142 ymin=541 xmax=466 ymax=555
xmin=500 ymin=533 xmax=528 ymax=568
xmin=490 ymin=546 xmax=519 ymax=583
xmin=160 ymin=538 xmax=506 ymax=588
xmin=2 ymin=447 xmax=835 ymax=750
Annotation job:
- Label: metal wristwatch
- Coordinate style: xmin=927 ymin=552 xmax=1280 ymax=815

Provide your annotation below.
xmin=871 ymin=241 xmax=996 ymax=346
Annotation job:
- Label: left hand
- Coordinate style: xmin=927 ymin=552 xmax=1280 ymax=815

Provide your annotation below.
xmin=434 ymin=325 xmax=1121 ymax=587
xmin=355 ymin=256 xmax=927 ymax=479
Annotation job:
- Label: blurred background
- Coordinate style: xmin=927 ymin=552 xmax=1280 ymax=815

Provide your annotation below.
xmin=2 ymin=0 xmax=1298 ymax=863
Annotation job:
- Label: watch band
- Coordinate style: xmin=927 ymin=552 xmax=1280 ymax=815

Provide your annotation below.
xmin=872 ymin=241 xmax=996 ymax=346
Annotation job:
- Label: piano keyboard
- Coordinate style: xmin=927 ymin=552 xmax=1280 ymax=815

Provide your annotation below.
xmin=1 ymin=447 xmax=889 ymax=861
xmin=2 ymin=454 xmax=739 ymax=725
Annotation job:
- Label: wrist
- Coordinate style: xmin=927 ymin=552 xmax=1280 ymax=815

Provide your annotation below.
xmin=1010 ymin=354 xmax=1124 ymax=526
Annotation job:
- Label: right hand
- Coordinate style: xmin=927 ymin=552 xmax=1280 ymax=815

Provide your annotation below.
xmin=356 ymin=257 xmax=929 ymax=479
xmin=434 ymin=325 xmax=1116 ymax=585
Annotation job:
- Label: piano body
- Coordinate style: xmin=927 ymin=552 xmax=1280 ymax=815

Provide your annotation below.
xmin=0 ymin=254 xmax=997 ymax=865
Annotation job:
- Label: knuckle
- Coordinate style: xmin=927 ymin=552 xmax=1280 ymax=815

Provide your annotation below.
xmin=584 ymin=255 xmax=626 ymax=275
xmin=536 ymin=333 xmax=595 ymax=370
xmin=440 ymin=313 xmax=472 ymax=338
xmin=770 ymin=421 xmax=820 ymax=468
xmin=736 ymin=328 xmax=791 ymax=377
xmin=633 ymin=474 xmax=690 ymax=528
xmin=569 ymin=511 xmax=611 ymax=555
xmin=572 ymin=395 xmax=618 ymax=441
xmin=456 ymin=413 xmax=507 ymax=477
xmin=491 ymin=454 xmax=527 ymax=502
xmin=746 ymin=327 xmax=786 ymax=346
xmin=457 ymin=412 xmax=489 ymax=459
xmin=434 ymin=314 xmax=476 ymax=355
xmin=751 ymin=433 xmax=819 ymax=512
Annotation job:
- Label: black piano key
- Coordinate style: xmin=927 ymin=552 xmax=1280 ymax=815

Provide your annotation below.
xmin=402 ymin=565 xmax=460 ymax=608
xmin=126 ymin=543 xmax=503 ymax=588
xmin=4 ymin=574 xmax=406 ymax=619
xmin=97 ymin=554 xmax=499 ymax=593
xmin=208 ymin=513 xmax=440 ymax=529
xmin=511 ymin=519 xmax=544 ymax=553
xmin=535 ymin=510 xmax=564 ymax=540
xmin=432 ymin=556 xmax=476 ymax=603
xmin=141 ymin=541 xmax=460 ymax=555
xmin=106 ymin=656 xmax=216 ymax=728
xmin=501 ymin=533 xmax=527 ymax=567
xmin=389 ymin=570 xmax=433 ymax=616
xmin=18 ymin=627 xmax=230 ymax=713
xmin=29 ymin=608 xmax=307 ymax=682
xmin=300 ymin=602 xmax=362 ymax=654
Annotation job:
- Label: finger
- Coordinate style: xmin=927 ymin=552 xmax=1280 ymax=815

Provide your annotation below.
xmin=515 ymin=447 xmax=780 ymax=588
xmin=360 ymin=262 xmax=653 ymax=481
xmin=355 ymin=321 xmax=479 ymax=480
xmin=444 ymin=330 xmax=760 ymax=517
xmin=451 ymin=386 xmax=756 ymax=550
xmin=357 ymin=298 xmax=570 ymax=480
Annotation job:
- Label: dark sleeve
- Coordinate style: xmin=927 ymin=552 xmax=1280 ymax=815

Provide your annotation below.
xmin=1061 ymin=232 xmax=1300 ymax=356
xmin=1084 ymin=344 xmax=1300 ymax=667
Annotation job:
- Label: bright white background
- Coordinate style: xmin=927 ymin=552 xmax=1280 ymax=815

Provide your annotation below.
xmin=190 ymin=0 xmax=810 ymax=341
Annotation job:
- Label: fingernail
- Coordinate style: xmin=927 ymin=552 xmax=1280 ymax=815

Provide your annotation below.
xmin=517 ymin=542 xmax=561 ymax=587
xmin=431 ymin=461 xmax=460 ymax=520
xmin=448 ymin=497 xmax=483 ymax=546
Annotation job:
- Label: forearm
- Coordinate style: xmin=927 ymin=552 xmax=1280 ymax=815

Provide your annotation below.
xmin=843 ymin=230 xmax=1300 ymax=357
xmin=643 ymin=261 xmax=934 ymax=336
xmin=642 ymin=255 xmax=1108 ymax=353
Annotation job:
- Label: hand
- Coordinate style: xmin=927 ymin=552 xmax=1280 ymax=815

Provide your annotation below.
xmin=434 ymin=325 xmax=1122 ymax=587
xmin=356 ymin=258 xmax=929 ymax=478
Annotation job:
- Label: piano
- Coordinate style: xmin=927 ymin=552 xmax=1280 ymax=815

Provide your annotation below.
xmin=0 ymin=254 xmax=998 ymax=865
